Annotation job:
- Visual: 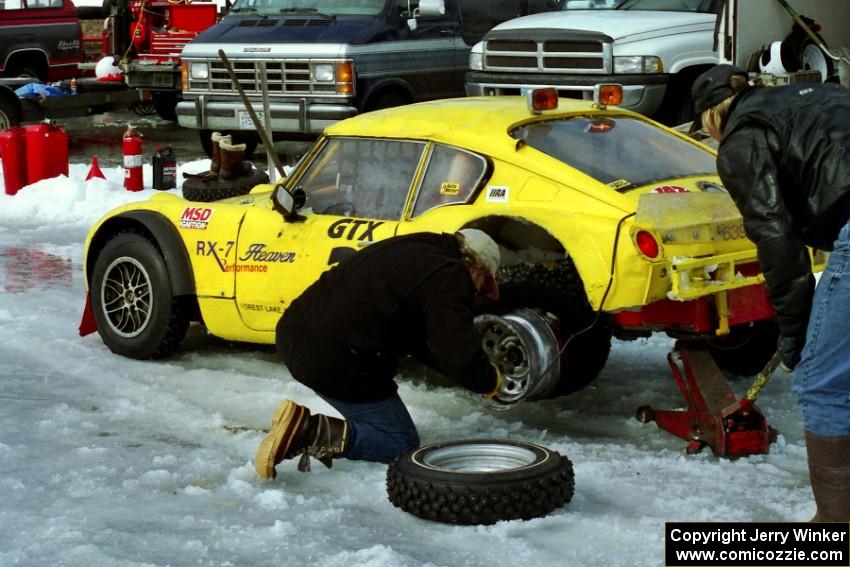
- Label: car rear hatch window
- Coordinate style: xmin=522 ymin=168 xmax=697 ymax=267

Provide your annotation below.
xmin=511 ymin=116 xmax=717 ymax=191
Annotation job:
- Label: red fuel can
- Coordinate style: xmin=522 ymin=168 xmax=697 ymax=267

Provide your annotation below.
xmin=25 ymin=122 xmax=69 ymax=185
xmin=0 ymin=127 xmax=28 ymax=195
xmin=123 ymin=125 xmax=144 ymax=191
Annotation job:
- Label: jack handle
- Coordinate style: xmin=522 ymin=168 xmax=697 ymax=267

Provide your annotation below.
xmin=745 ymin=351 xmax=782 ymax=402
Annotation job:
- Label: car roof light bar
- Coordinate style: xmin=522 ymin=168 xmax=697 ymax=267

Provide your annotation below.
xmin=527 ymin=88 xmax=558 ymax=115
xmin=593 ymin=84 xmax=623 ymax=109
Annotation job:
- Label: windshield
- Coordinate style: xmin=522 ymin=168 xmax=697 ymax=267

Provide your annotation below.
xmin=230 ymin=0 xmax=385 ymax=16
xmin=511 ymin=116 xmax=717 ymax=191
xmin=563 ymin=0 xmax=718 ymax=12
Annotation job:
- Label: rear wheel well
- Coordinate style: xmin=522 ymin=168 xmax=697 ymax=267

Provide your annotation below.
xmin=4 ymin=52 xmax=48 ymax=81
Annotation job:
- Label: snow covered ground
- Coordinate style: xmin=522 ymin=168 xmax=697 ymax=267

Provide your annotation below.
xmin=0 ymin=163 xmax=816 ymax=567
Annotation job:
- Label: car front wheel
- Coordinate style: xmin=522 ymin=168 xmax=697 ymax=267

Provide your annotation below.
xmin=90 ymin=232 xmax=190 ymax=359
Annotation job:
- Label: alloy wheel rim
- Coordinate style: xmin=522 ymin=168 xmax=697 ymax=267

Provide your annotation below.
xmin=100 ymin=256 xmax=153 ymax=338
xmin=419 ymin=443 xmax=539 ymax=473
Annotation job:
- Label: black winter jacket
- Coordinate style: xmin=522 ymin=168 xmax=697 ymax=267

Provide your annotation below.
xmin=717 ymin=83 xmax=850 ymax=366
xmin=276 ymin=232 xmax=498 ymax=402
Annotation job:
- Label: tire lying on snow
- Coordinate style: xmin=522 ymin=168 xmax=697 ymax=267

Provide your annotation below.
xmin=386 ymin=439 xmax=574 ymax=525
xmin=182 ymin=169 xmax=269 ymax=202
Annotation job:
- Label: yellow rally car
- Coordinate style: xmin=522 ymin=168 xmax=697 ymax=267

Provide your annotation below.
xmin=82 ymin=88 xmax=818 ymax=401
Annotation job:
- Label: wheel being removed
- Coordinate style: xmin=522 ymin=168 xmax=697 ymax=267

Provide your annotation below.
xmin=386 ymin=439 xmax=574 ymax=525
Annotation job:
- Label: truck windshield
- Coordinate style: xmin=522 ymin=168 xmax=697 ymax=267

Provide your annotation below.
xmin=231 ymin=0 xmax=385 ymax=16
xmin=511 ymin=116 xmax=717 ymax=191
xmin=563 ymin=0 xmax=718 ymax=12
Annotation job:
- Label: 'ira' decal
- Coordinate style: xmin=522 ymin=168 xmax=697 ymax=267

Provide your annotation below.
xmin=485 ymin=186 xmax=509 ymax=203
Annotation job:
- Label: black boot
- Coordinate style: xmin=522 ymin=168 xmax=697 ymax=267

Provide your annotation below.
xmin=255 ymin=400 xmax=348 ymax=479
xmin=806 ymin=431 xmax=850 ymax=522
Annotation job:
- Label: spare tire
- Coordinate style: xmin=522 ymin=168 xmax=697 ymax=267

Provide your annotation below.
xmin=182 ymin=169 xmax=269 ymax=202
xmin=386 ymin=439 xmax=574 ymax=525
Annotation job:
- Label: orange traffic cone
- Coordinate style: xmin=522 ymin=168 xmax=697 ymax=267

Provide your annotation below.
xmin=86 ymin=156 xmax=105 ymax=180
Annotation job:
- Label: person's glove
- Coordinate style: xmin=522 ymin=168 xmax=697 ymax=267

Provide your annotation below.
xmin=777 ymin=334 xmax=803 ymax=372
xmin=484 ymin=363 xmax=504 ymax=400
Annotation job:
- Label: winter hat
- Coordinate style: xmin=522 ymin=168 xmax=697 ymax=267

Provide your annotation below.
xmin=457 ymin=228 xmax=500 ymax=275
xmin=689 ymin=64 xmax=750 ymax=132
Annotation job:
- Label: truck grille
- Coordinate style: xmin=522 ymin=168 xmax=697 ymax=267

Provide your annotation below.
xmin=187 ymin=59 xmax=340 ymax=96
xmin=483 ymin=36 xmax=611 ymax=74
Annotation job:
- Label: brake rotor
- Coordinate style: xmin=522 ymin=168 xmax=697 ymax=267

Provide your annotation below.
xmin=474 ymin=308 xmax=561 ymax=411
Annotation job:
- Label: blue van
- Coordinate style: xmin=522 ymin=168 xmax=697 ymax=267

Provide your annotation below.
xmin=176 ymin=0 xmax=557 ymax=152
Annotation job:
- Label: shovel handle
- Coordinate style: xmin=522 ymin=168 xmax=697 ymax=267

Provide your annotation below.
xmin=745 ymin=351 xmax=782 ymax=402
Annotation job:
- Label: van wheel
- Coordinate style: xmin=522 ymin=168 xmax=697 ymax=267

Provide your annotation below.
xmin=386 ymin=439 xmax=574 ymax=525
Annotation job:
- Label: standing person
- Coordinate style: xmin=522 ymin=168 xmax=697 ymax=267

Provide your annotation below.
xmin=255 ymin=229 xmax=503 ymax=480
xmin=691 ymin=65 xmax=850 ymax=521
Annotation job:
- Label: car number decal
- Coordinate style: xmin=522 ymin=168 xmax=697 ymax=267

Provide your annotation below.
xmin=327 ymin=218 xmax=384 ymax=241
xmin=180 ymin=206 xmax=215 ymax=230
xmin=485 ymin=186 xmax=509 ymax=203
xmin=651 ymin=185 xmax=689 ymax=194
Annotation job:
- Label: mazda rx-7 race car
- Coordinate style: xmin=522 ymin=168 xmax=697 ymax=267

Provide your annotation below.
xmin=82 ymin=88 xmax=819 ymax=404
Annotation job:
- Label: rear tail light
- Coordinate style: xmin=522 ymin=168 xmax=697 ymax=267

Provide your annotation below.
xmin=527 ymin=88 xmax=558 ymax=114
xmin=635 ymin=230 xmax=660 ymax=259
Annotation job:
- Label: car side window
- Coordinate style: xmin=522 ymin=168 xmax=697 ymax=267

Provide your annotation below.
xmin=26 ymin=0 xmax=63 ymax=8
xmin=1 ymin=0 xmax=24 ymax=8
xmin=294 ymin=137 xmax=425 ymax=220
xmin=411 ymin=144 xmax=487 ymax=218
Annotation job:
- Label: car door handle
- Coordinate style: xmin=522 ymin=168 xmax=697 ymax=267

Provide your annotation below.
xmin=439 ymin=29 xmax=455 ymax=36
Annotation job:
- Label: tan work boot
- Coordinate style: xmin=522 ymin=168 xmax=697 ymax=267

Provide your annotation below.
xmin=255 ymin=400 xmax=348 ymax=480
xmin=208 ymin=132 xmax=228 ymax=176
xmin=218 ymin=138 xmax=253 ymax=180
xmin=805 ymin=431 xmax=850 ymax=522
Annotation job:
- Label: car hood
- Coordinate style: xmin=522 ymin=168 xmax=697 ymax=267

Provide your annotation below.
xmin=490 ymin=10 xmax=716 ymax=42
xmin=190 ymin=14 xmax=384 ymax=46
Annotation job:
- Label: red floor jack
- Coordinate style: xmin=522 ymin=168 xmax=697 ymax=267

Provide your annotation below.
xmin=636 ymin=341 xmax=782 ymax=457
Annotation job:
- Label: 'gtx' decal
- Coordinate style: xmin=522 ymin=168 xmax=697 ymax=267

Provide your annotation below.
xmin=327 ymin=219 xmax=384 ymax=241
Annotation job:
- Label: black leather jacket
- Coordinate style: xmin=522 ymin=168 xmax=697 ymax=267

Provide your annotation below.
xmin=717 ymin=83 xmax=850 ymax=367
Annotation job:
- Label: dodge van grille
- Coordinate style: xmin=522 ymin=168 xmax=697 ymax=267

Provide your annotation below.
xmin=483 ymin=34 xmax=612 ymax=74
xmin=186 ymin=59 xmax=343 ymax=96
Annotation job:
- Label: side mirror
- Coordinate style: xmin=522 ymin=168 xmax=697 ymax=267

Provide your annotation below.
xmin=418 ymin=0 xmax=445 ymax=17
xmin=272 ymin=185 xmax=295 ymax=216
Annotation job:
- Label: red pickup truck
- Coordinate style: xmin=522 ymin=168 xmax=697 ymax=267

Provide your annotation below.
xmin=0 ymin=0 xmax=84 ymax=82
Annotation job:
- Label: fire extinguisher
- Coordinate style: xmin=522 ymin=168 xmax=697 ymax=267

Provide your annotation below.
xmin=123 ymin=125 xmax=143 ymax=191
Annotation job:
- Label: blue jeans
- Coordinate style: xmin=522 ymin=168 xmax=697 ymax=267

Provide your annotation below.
xmin=318 ymin=392 xmax=420 ymax=463
xmin=794 ymin=218 xmax=850 ymax=436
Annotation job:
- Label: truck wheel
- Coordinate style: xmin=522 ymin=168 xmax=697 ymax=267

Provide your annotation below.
xmin=496 ymin=261 xmax=611 ymax=396
xmin=90 ymin=232 xmax=190 ymax=359
xmin=182 ymin=169 xmax=270 ymax=202
xmin=708 ymin=320 xmax=779 ymax=376
xmin=153 ymin=92 xmax=179 ymax=122
xmin=386 ymin=439 xmax=574 ymax=525
xmin=0 ymin=96 xmax=21 ymax=130
xmin=365 ymin=91 xmax=409 ymax=111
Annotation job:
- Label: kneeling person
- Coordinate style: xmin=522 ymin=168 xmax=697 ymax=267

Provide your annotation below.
xmin=255 ymin=230 xmax=503 ymax=479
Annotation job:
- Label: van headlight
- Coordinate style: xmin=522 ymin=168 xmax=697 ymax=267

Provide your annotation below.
xmin=312 ymin=63 xmax=334 ymax=82
xmin=189 ymin=62 xmax=209 ymax=80
xmin=613 ymin=56 xmax=663 ymax=74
